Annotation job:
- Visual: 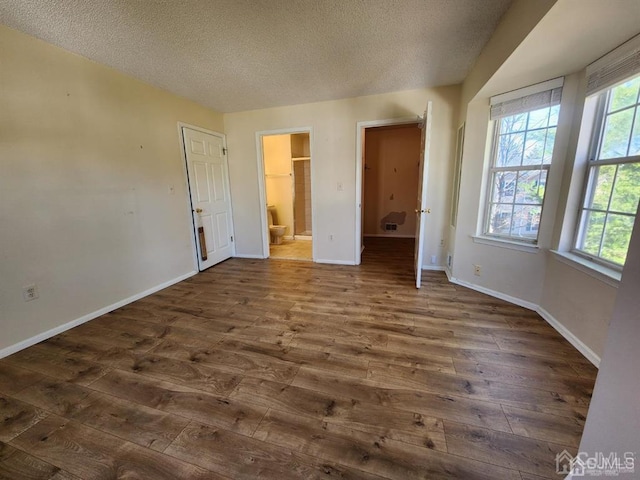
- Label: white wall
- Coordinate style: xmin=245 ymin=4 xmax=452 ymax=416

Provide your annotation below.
xmin=225 ymin=86 xmax=460 ymax=265
xmin=0 ymin=25 xmax=224 ymax=354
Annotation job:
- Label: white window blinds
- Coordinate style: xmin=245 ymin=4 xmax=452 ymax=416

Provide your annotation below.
xmin=490 ymin=77 xmax=564 ymax=120
xmin=586 ymin=33 xmax=640 ymax=96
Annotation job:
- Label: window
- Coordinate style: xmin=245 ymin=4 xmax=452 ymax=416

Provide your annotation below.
xmin=484 ymin=80 xmax=562 ymax=243
xmin=574 ymin=74 xmax=640 ymax=268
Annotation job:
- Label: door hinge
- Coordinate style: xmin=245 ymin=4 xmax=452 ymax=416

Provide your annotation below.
xmin=222 ymin=147 xmax=228 ymax=155
xmin=230 ymin=235 xmax=234 ymax=242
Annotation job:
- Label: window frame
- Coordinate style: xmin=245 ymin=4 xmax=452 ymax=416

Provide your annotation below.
xmin=572 ymin=78 xmax=640 ymax=270
xmin=483 ymin=107 xmax=557 ymax=244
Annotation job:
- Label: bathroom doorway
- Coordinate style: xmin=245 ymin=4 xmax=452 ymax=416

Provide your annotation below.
xmin=258 ymin=128 xmax=314 ymax=261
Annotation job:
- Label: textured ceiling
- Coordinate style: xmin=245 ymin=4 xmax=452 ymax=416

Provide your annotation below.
xmin=0 ymin=0 xmax=513 ymax=112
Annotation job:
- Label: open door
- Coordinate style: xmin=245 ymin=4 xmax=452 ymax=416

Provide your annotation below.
xmin=414 ymin=102 xmax=433 ymax=288
xmin=183 ymin=127 xmax=234 ymax=270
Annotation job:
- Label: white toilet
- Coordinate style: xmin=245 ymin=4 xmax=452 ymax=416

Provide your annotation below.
xmin=267 ymin=205 xmax=287 ymax=244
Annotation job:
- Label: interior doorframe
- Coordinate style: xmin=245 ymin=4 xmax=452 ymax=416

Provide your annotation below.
xmin=255 ymin=126 xmax=315 ymax=261
xmin=354 ymin=116 xmax=422 ymax=265
xmin=177 ymin=122 xmax=237 ymax=272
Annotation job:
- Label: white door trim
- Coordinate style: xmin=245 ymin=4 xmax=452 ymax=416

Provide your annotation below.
xmin=177 ymin=122 xmax=236 ymax=271
xmin=255 ymin=127 xmax=315 ymax=261
xmin=354 ymin=116 xmax=421 ymax=265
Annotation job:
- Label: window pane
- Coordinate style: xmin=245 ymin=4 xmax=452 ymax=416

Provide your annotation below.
xmin=515 ymin=170 xmax=545 ymax=204
xmin=599 ymin=108 xmax=634 ymax=159
xmin=512 ymin=205 xmax=541 ymax=238
xmin=630 ymin=109 xmax=640 ymax=156
xmin=527 ymin=108 xmax=549 ymax=130
xmin=497 ymin=133 xmax=524 ymax=167
xmin=601 ymin=214 xmax=634 ymax=265
xmin=548 ymin=105 xmax=560 ymax=127
xmin=486 ymin=105 xmax=558 ymax=242
xmin=488 ymin=204 xmax=512 ymax=236
xmin=543 ymin=127 xmax=556 ymax=164
xmin=523 ymin=129 xmax=546 ymax=165
xmin=609 ymin=77 xmax=640 ymax=112
xmin=609 ymin=162 xmax=640 ymax=214
xmin=492 ymin=171 xmax=516 ymax=202
xmin=501 ymin=114 xmax=527 ymax=134
xmin=588 ymin=165 xmax=616 ymax=210
xmin=579 ymin=210 xmax=606 ymax=256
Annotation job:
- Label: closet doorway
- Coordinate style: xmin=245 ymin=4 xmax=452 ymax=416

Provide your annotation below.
xmin=257 ymin=128 xmax=314 ymax=261
xmin=355 ymin=119 xmax=422 ymax=266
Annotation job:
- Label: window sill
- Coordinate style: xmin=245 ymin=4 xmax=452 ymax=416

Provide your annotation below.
xmin=550 ymin=250 xmax=621 ymax=288
xmin=471 ymin=235 xmax=540 ymax=253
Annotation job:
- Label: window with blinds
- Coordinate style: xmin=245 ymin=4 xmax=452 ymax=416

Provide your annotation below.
xmin=484 ymin=78 xmax=564 ymax=242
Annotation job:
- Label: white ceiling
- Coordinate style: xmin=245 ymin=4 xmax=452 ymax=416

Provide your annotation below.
xmin=0 ymin=0 xmax=513 ymax=112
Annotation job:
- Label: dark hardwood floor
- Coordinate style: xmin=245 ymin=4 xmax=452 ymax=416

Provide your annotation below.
xmin=0 ymin=237 xmax=596 ymax=479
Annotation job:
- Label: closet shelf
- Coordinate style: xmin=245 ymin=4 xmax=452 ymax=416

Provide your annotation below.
xmin=292 ymin=156 xmax=311 ymax=161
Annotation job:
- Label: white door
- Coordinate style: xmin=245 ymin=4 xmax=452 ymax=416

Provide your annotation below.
xmin=183 ymin=127 xmax=234 ymax=270
xmin=414 ymin=102 xmax=433 ymax=289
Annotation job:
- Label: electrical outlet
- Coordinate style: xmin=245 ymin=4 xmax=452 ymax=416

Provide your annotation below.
xmin=440 ymin=238 xmax=444 ymax=247
xmin=430 ymin=255 xmax=437 ymax=264
xmin=474 ymin=264 xmax=482 ymax=276
xmin=337 ymin=182 xmax=343 ymax=192
xmin=329 ymin=234 xmax=334 ymax=241
xmin=23 ymin=284 xmax=39 ymax=301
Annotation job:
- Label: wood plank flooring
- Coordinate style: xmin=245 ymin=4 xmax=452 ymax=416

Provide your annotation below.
xmin=0 ymin=238 xmax=596 ymax=479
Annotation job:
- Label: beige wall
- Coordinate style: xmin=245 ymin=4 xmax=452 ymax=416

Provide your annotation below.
xmin=459 ymin=0 xmax=556 ymax=111
xmin=537 ymin=71 xmax=617 ymax=360
xmin=449 ymin=0 xmax=640 ymax=363
xmin=363 ymin=125 xmax=420 ymax=237
xmin=0 ymin=25 xmax=224 ymax=353
xmin=449 ymin=0 xmax=559 ymax=303
xmin=225 ymin=86 xmax=460 ymax=265
xmin=263 ymin=134 xmax=294 ymax=236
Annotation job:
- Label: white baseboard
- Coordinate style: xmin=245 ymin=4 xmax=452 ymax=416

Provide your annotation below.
xmin=422 ymin=265 xmax=445 ymax=271
xmin=315 ymin=259 xmax=356 ymax=266
xmin=0 ymin=270 xmax=198 ymax=360
xmin=448 ymin=275 xmax=538 ymax=311
xmin=446 ymin=274 xmax=600 ymax=368
xmin=536 ymin=306 xmax=601 ymax=367
xmin=234 ymin=253 xmax=266 ymax=259
xmin=444 ymin=266 xmax=453 ymax=280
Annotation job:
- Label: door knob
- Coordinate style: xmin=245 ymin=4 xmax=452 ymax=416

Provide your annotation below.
xmin=195 ymin=208 xmax=203 ymax=213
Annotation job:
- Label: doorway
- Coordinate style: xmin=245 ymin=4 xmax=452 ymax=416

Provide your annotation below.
xmin=357 ymin=120 xmax=421 ymax=264
xmin=257 ymin=129 xmax=314 ymax=261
